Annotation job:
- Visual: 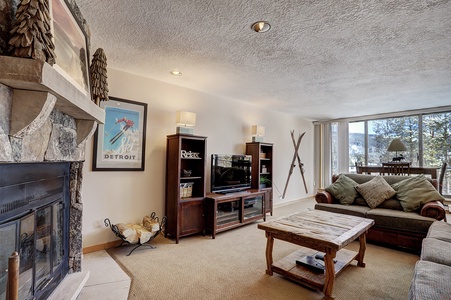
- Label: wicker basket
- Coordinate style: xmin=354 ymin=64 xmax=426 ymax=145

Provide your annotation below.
xmin=180 ymin=182 xmax=194 ymax=198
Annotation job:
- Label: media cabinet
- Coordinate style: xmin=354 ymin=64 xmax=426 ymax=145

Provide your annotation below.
xmin=205 ymin=190 xmax=266 ymax=238
xmin=164 ymin=134 xmax=274 ymax=243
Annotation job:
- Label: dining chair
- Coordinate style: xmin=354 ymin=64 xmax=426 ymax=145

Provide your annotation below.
xmin=355 ymin=161 xmax=362 ymax=174
xmin=382 ymin=162 xmax=411 ymax=176
xmin=438 ymin=162 xmax=447 ymax=195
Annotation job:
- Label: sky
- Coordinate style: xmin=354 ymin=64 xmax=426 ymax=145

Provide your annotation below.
xmin=349 ymin=121 xmax=376 ymax=134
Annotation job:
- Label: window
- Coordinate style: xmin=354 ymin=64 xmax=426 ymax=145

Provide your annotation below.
xmin=368 ymin=116 xmax=419 ymax=166
xmin=331 ymin=123 xmax=338 ymax=175
xmin=423 ymin=112 xmax=451 ymax=196
xmin=423 ymin=113 xmax=450 ymax=166
xmin=349 ymin=121 xmax=365 ymax=171
xmin=347 ymin=112 xmax=450 ymax=197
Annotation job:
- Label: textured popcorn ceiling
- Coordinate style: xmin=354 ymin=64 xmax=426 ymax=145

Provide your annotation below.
xmin=75 ymin=0 xmax=451 ymax=120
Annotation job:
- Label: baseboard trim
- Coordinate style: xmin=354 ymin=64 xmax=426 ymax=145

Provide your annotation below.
xmin=83 ymin=240 xmax=122 ymax=254
xmin=83 ymin=198 xmax=316 ymax=253
xmin=273 ymin=196 xmax=314 ymax=209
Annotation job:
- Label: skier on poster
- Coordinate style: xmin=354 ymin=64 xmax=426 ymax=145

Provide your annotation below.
xmin=109 ymin=117 xmax=135 ymax=145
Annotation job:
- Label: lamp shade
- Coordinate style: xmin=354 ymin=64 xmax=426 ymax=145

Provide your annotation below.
xmin=251 ymin=125 xmax=265 ymax=136
xmin=387 ymin=138 xmax=407 ymax=152
xmin=176 ymin=111 xmax=196 ymax=127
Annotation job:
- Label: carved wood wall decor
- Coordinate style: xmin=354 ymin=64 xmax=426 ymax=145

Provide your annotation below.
xmin=90 ymin=47 xmax=109 ymax=105
xmin=9 ymin=0 xmax=56 ymax=65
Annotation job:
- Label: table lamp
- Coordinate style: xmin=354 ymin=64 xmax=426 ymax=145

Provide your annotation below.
xmin=387 ymin=138 xmax=406 ymax=161
xmin=252 ymin=125 xmax=265 ymax=142
xmin=176 ymin=111 xmax=196 ymax=134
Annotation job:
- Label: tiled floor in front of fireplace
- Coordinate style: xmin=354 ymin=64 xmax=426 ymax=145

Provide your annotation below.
xmin=77 ymin=250 xmax=130 ymax=300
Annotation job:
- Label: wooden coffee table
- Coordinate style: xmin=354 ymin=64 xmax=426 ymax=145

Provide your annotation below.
xmin=258 ymin=209 xmax=374 ymax=300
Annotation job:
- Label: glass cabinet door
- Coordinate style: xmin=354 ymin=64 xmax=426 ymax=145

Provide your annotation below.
xmin=243 ymin=195 xmax=264 ymax=220
xmin=217 ymin=200 xmax=240 ymax=226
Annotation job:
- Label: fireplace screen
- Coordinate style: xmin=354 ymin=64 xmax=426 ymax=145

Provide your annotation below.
xmin=0 ymin=221 xmax=17 ymax=299
xmin=0 ymin=162 xmax=70 ymax=300
xmin=20 ymin=213 xmax=34 ymax=300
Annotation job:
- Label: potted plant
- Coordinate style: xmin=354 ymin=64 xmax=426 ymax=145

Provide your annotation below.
xmin=260 ymin=177 xmax=272 ymax=189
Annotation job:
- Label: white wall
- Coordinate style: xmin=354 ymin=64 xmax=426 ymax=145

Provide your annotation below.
xmin=82 ymin=69 xmax=314 ymax=248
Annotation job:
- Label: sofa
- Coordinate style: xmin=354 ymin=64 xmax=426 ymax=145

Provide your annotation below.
xmin=408 ymin=221 xmax=451 ymax=299
xmin=315 ymin=173 xmax=446 ymax=252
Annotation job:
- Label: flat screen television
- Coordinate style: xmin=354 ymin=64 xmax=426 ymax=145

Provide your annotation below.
xmin=211 ymin=154 xmax=252 ymax=193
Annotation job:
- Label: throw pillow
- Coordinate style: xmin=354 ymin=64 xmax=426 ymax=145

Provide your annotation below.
xmin=325 ymin=174 xmax=359 ymax=205
xmin=355 ymin=175 xmax=396 ymax=208
xmin=391 ymin=175 xmax=445 ymax=212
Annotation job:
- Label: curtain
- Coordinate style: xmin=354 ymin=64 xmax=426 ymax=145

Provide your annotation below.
xmin=314 ymin=121 xmax=349 ymax=189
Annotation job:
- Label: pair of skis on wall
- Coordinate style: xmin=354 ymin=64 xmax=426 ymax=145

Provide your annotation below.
xmin=282 ymin=131 xmax=308 ymax=198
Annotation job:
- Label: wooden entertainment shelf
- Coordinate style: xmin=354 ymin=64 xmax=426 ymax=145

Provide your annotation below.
xmin=205 ymin=190 xmax=266 ymax=238
xmin=164 ymin=137 xmax=274 ymax=243
xmin=246 ymin=142 xmax=274 ymax=216
xmin=165 ymin=134 xmax=207 ymax=243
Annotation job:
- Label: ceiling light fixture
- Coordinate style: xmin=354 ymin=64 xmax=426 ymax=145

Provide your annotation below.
xmin=170 ymin=70 xmax=182 ymax=76
xmin=251 ymin=21 xmax=271 ymax=33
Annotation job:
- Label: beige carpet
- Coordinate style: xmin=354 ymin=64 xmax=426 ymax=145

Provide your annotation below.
xmin=107 ymin=198 xmax=419 ymax=300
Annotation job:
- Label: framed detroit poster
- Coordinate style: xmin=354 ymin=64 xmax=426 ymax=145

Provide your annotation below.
xmin=93 ymin=97 xmax=147 ymax=171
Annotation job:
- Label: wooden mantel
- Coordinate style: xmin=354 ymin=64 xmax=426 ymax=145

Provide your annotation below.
xmin=0 ymin=55 xmax=105 ymax=123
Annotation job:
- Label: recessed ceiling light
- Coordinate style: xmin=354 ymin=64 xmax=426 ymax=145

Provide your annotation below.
xmin=251 ymin=21 xmax=271 ymax=33
xmin=170 ymin=70 xmax=182 ymax=76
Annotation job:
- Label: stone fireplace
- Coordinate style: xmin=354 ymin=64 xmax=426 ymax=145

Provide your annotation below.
xmin=0 ymin=0 xmax=104 ymax=299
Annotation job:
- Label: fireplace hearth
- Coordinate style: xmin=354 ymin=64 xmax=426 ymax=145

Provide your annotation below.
xmin=0 ymin=162 xmax=71 ymax=300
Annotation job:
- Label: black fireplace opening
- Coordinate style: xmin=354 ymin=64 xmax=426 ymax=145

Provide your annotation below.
xmin=0 ymin=162 xmax=70 ymax=300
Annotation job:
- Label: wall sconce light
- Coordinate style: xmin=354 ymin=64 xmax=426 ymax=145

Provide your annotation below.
xmin=252 ymin=125 xmax=265 ymax=142
xmin=387 ymin=138 xmax=407 ymax=161
xmin=176 ymin=111 xmax=196 ymax=135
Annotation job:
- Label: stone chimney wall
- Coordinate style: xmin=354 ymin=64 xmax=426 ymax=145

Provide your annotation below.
xmin=0 ymin=83 xmax=13 ymax=161
xmin=0 ymin=84 xmax=90 ymax=163
xmin=0 ymin=0 xmax=93 ymax=163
